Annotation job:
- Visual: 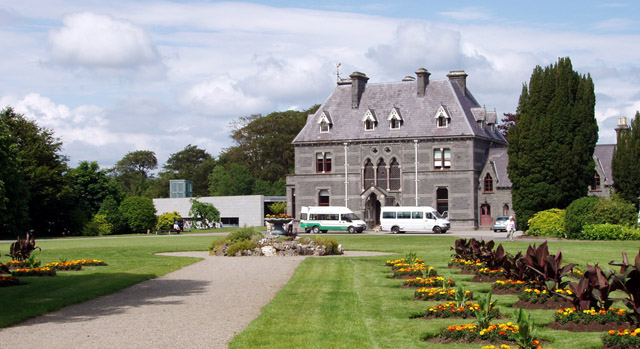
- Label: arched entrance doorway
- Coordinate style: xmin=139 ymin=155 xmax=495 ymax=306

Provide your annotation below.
xmin=365 ymin=193 xmax=381 ymax=229
xmin=480 ymin=204 xmax=492 ymax=226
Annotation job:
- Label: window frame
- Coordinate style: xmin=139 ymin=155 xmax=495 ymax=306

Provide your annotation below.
xmin=484 ymin=173 xmax=494 ymax=193
xmin=315 ymin=152 xmax=332 ymax=173
xmin=318 ymin=190 xmax=330 ymax=206
xmin=434 ymin=148 xmax=451 ymax=170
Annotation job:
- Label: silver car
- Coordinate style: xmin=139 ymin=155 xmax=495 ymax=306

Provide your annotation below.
xmin=492 ymin=216 xmax=509 ymax=232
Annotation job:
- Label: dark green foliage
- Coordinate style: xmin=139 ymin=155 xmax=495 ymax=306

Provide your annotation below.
xmin=513 ymin=308 xmax=538 ymax=349
xmin=0 ymin=107 xmax=73 ymax=237
xmin=565 ymin=196 xmax=637 ymax=239
xmin=155 ymin=144 xmax=217 ymax=197
xmin=526 ymin=208 xmax=565 ymax=238
xmin=613 ymin=111 xmax=640 ymax=208
xmin=7 ymin=232 xmax=40 ymax=260
xmin=581 ymin=224 xmax=640 ymax=240
xmin=189 ymin=199 xmax=220 ymax=225
xmin=508 ymin=57 xmax=598 ymax=230
xmin=111 ymin=150 xmax=158 ymax=197
xmin=118 ymin=196 xmax=157 ymax=233
xmin=98 ymin=195 xmax=127 ymax=234
xmin=226 ymin=240 xmax=258 ymax=256
xmin=564 ymin=196 xmax=599 ymax=238
xmin=67 ymin=161 xmax=124 ymax=218
xmin=208 ymin=163 xmax=255 ymax=196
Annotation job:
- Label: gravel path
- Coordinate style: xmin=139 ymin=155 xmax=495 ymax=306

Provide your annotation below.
xmin=0 ymin=251 xmax=389 ymax=349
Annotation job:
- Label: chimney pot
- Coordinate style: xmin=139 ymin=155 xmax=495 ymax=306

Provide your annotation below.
xmin=349 ymin=71 xmax=369 ymax=109
xmin=447 ymin=70 xmax=468 ymax=96
xmin=415 ymin=68 xmax=430 ymax=97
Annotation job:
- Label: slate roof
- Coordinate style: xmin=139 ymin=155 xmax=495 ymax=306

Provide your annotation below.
xmin=488 ymin=144 xmax=616 ymax=189
xmin=293 ymin=73 xmax=507 ymax=144
xmin=486 ymin=147 xmax=511 ymax=187
xmin=594 ymin=144 xmax=615 ymax=185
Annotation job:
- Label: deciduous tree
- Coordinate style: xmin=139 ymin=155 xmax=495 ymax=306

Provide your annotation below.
xmin=507 ymin=57 xmax=598 ymax=229
xmin=111 ymin=150 xmax=157 ymax=196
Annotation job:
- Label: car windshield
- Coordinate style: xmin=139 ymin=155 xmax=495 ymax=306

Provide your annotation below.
xmin=432 ymin=211 xmax=443 ymax=219
xmin=343 ymin=213 xmax=360 ymax=221
xmin=496 ymin=217 xmax=508 ymax=222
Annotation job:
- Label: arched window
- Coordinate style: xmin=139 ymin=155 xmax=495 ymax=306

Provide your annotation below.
xmin=389 ymin=158 xmax=401 ymax=191
xmin=591 ymin=172 xmax=601 ymax=191
xmin=503 ymin=204 xmax=509 ymax=216
xmin=363 ymin=159 xmax=374 ymax=189
xmin=318 ymin=190 xmax=330 ymax=206
xmin=436 ymin=187 xmax=448 ymax=214
xmin=484 ymin=173 xmax=493 ymax=192
xmin=376 ymin=159 xmax=386 ymax=188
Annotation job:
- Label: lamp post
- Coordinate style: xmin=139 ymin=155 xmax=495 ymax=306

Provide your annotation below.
xmin=344 ymin=142 xmax=349 ymax=207
xmin=414 ymin=139 xmax=419 ymax=206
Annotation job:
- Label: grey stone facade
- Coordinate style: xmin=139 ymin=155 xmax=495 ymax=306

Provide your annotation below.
xmin=287 ymin=68 xmax=506 ymax=229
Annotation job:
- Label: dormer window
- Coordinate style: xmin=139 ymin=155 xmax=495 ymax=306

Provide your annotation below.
xmin=317 ymin=111 xmax=332 ymax=133
xmin=388 ymin=107 xmax=403 ymax=130
xmin=362 ymin=109 xmax=377 ymax=131
xmin=435 ymin=105 xmax=450 ymax=128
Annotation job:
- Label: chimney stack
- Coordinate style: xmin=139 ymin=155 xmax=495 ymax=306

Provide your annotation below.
xmin=616 ymin=116 xmax=630 ymax=140
xmin=447 ymin=70 xmax=468 ymax=96
xmin=415 ymin=68 xmax=431 ymax=97
xmin=350 ymin=71 xmax=369 ymax=109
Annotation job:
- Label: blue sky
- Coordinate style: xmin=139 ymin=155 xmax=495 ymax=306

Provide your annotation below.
xmin=1 ymin=1 xmax=639 ymax=168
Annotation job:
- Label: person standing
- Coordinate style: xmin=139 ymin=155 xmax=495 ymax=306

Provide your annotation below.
xmin=505 ymin=216 xmax=516 ymax=241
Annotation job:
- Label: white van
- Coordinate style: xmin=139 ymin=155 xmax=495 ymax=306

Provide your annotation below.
xmin=299 ymin=206 xmax=367 ymax=234
xmin=379 ymin=206 xmax=450 ymax=234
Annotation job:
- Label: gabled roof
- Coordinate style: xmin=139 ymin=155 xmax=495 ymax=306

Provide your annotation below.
xmin=293 ymin=73 xmax=507 ymax=144
xmin=486 ymin=147 xmax=511 ymax=187
xmin=317 ymin=110 xmax=332 ymax=124
xmin=594 ymin=144 xmax=615 ymax=186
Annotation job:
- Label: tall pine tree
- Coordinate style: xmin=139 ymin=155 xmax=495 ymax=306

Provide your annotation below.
xmin=508 ymin=57 xmax=598 ymax=229
xmin=612 ymin=111 xmax=640 ymax=208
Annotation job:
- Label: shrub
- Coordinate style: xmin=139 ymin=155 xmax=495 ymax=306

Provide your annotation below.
xmin=157 ymin=212 xmax=181 ymax=231
xmin=311 ymin=236 xmax=340 ymax=255
xmin=119 ymin=196 xmax=157 ymax=233
xmin=268 ymin=201 xmax=287 ymax=214
xmin=564 ymin=196 xmax=599 ymax=239
xmin=208 ymin=239 xmax=227 ymax=255
xmin=98 ymin=196 xmax=127 ymax=234
xmin=227 ymin=225 xmax=262 ymax=242
xmin=581 ymin=224 xmax=640 ymax=240
xmin=225 ymin=240 xmax=257 ymax=256
xmin=526 ymin=208 xmax=565 ymax=238
xmin=82 ymin=214 xmax=113 ymax=236
xmin=565 ymin=196 xmax=637 ymax=239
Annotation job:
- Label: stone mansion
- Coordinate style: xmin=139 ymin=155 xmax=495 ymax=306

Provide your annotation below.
xmin=286 ymin=68 xmax=614 ymax=229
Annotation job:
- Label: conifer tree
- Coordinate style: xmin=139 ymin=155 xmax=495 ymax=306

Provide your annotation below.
xmin=507 ymin=57 xmax=598 ymax=229
xmin=612 ymin=112 xmax=640 ymax=208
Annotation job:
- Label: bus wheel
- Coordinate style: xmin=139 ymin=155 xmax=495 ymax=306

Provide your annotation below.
xmin=312 ymin=226 xmax=320 ymax=234
xmin=433 ymin=226 xmax=442 ymax=234
xmin=391 ymin=226 xmax=400 ymax=234
xmin=348 ymin=226 xmax=356 ymax=234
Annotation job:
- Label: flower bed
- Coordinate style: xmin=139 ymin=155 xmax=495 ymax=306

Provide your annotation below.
xmin=411 ymin=301 xmax=498 ymax=319
xmin=403 ymin=276 xmax=454 ymax=288
xmin=0 ymin=275 xmax=20 ymax=287
xmin=513 ymin=288 xmax=573 ymax=309
xmin=6 ymin=259 xmax=36 ymax=269
xmin=45 ymin=261 xmax=83 ymax=271
xmin=393 ymin=265 xmax=437 ymax=278
xmin=448 ymin=258 xmax=481 ymax=268
xmin=74 ymin=259 xmax=108 ymax=266
xmin=602 ymin=328 xmax=640 ymax=349
xmin=386 ymin=258 xmax=424 ymax=267
xmin=481 ymin=342 xmax=551 ymax=349
xmin=545 ymin=307 xmax=631 ymax=332
xmin=11 ymin=267 xmax=56 ymax=277
xmin=460 ymin=262 xmax=485 ymax=274
xmin=414 ymin=287 xmax=472 ymax=301
xmin=438 ymin=322 xmax=520 ymax=343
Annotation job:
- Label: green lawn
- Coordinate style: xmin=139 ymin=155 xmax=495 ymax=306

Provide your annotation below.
xmin=2 ymin=234 xmax=639 ymax=348
xmin=230 ymin=235 xmax=640 ymax=349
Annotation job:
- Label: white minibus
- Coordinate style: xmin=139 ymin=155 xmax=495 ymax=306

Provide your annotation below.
xmin=299 ymin=206 xmax=367 ymax=234
xmin=379 ymin=206 xmax=450 ymax=234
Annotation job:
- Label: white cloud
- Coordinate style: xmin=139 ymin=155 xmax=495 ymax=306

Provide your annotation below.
xmin=177 ymin=75 xmax=273 ymax=118
xmin=48 ymin=12 xmax=161 ymax=69
xmin=594 ymin=18 xmax=635 ymax=31
xmin=438 ymin=7 xmax=492 ymax=21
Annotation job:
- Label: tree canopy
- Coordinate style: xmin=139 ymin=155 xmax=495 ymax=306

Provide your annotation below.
xmin=507 ymin=57 xmax=598 ymax=229
xmin=612 ymin=111 xmax=640 ymax=208
xmin=154 ymin=144 xmax=216 ymax=197
xmin=111 ymin=150 xmax=158 ymax=197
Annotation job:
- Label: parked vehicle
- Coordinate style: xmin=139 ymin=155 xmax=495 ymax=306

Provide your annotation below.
xmin=492 ymin=216 xmax=509 ymax=232
xmin=379 ymin=206 xmax=450 ymax=234
xmin=299 ymin=206 xmax=366 ymax=234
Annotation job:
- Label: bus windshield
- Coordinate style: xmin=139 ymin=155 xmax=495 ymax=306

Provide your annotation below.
xmin=432 ymin=211 xmax=444 ymax=219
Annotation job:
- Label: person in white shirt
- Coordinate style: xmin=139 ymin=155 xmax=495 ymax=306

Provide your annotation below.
xmin=505 ymin=216 xmax=516 ymax=241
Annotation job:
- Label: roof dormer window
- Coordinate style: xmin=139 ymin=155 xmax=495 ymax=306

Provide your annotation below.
xmin=362 ymin=109 xmax=377 ymax=131
xmin=388 ymin=107 xmax=402 ymax=130
xmin=317 ymin=111 xmax=332 ymax=133
xmin=435 ymin=105 xmax=450 ymax=128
